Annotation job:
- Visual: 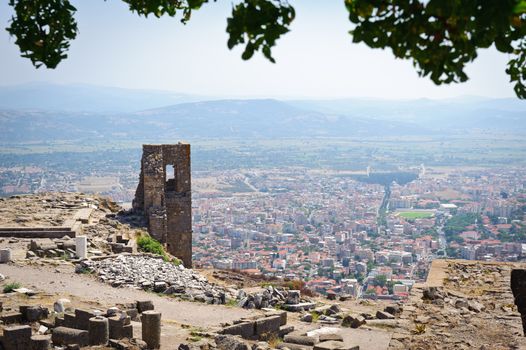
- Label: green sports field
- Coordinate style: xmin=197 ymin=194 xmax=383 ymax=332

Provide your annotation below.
xmin=397 ymin=211 xmax=434 ymax=219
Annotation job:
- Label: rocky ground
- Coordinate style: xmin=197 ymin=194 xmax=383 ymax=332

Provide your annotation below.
xmin=388 ymin=260 xmax=526 ymax=350
xmin=0 ymin=192 xmax=143 ymax=259
xmin=0 ymin=193 xmax=119 ymax=228
xmin=0 ymin=193 xmax=525 ymax=350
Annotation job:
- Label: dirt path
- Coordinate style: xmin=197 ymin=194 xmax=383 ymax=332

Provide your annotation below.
xmin=0 ymin=262 xmax=259 ymax=328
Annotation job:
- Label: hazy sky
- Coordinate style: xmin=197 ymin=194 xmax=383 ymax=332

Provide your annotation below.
xmin=0 ymin=0 xmax=516 ymax=99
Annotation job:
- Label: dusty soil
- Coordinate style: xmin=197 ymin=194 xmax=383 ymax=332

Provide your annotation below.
xmin=0 ymin=262 xmax=262 ymax=349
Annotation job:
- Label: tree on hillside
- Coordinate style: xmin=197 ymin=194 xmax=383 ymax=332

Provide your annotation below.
xmin=5 ymin=0 xmax=526 ymax=98
xmin=373 ymin=274 xmax=387 ymax=287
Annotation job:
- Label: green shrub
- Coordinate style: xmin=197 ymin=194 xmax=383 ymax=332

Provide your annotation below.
xmin=137 ymin=235 xmax=183 ymax=266
xmin=226 ymin=299 xmax=238 ymax=307
xmin=137 ymin=236 xmax=165 ymax=256
xmin=3 ymin=282 xmax=21 ymax=293
xmin=171 ymin=257 xmax=182 ymax=266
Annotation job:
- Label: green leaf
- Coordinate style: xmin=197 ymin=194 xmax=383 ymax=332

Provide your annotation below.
xmin=513 ymin=0 xmax=526 ymax=14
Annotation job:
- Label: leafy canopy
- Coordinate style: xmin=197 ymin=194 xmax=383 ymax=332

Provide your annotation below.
xmin=5 ymin=0 xmax=526 ymax=98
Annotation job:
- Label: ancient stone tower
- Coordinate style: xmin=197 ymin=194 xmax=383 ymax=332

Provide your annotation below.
xmin=133 ymin=143 xmax=192 ymax=267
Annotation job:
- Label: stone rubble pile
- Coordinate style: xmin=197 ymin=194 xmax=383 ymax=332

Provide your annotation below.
xmin=296 ymin=302 xmax=400 ymax=329
xmin=77 ymin=254 xmax=236 ymax=304
xmin=220 ymin=310 xmax=291 ymax=341
xmin=237 ymin=287 xmax=316 ymax=312
xmin=178 ymin=329 xmax=359 ymax=350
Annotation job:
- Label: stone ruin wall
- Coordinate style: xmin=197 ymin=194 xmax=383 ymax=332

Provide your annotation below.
xmin=133 ymin=143 xmax=192 ymax=267
xmin=512 ymin=269 xmax=526 ymax=336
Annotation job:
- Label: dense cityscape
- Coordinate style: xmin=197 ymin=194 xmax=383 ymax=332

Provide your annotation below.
xmin=1 ymin=0 xmax=525 ymax=346
xmin=2 ymin=157 xmax=525 ymax=301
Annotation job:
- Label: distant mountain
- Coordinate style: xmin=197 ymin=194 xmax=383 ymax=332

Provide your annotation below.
xmin=0 ymin=83 xmax=204 ymax=113
xmin=134 ymin=99 xmax=428 ymax=138
xmin=0 ymin=99 xmax=431 ymax=143
xmin=289 ymin=97 xmax=526 ymax=131
xmin=0 ymin=95 xmax=524 ymax=144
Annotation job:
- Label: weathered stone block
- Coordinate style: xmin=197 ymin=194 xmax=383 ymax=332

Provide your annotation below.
xmin=282 ymin=302 xmax=316 ymax=312
xmin=30 ymin=334 xmax=51 ymax=350
xmin=124 ymin=308 xmax=139 ymax=321
xmin=384 ymin=305 xmax=402 ymax=316
xmin=122 ymin=324 xmax=134 ymax=339
xmin=222 ymin=321 xmax=255 ymax=338
xmin=255 ymin=315 xmax=281 ymax=337
xmin=264 ymin=310 xmax=287 ymax=326
xmin=63 ymin=313 xmax=77 ymax=328
xmin=136 ymin=300 xmax=154 ymax=313
xmin=0 ymin=312 xmax=23 ymax=325
xmin=51 ymin=327 xmax=89 ymax=347
xmin=75 ymin=309 xmax=96 ymax=330
xmin=23 ymin=305 xmax=48 ymax=322
xmin=278 ymin=325 xmax=294 ymax=338
xmin=341 ymin=315 xmax=365 ymax=328
xmin=89 ymin=316 xmax=109 ymax=346
xmin=54 ymin=316 xmax=64 ymax=327
xmin=108 ymin=314 xmax=131 ymax=339
xmin=214 ymin=334 xmax=250 ymax=350
xmin=376 ymin=311 xmax=395 ymax=320
xmin=142 ymin=311 xmax=161 ymax=349
xmin=3 ymin=325 xmax=32 ymax=350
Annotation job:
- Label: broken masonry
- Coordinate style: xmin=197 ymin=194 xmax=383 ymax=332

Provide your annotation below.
xmin=133 ymin=143 xmax=192 ymax=267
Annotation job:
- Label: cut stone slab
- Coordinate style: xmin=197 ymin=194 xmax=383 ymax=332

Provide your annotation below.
xmin=337 ymin=327 xmax=392 ymax=350
xmin=283 ymin=334 xmax=319 ymax=346
xmin=255 ymin=315 xmax=282 ymax=337
xmin=313 ymin=341 xmax=359 ymax=350
xmin=263 ymin=310 xmax=287 ymax=326
xmin=319 ymin=333 xmax=344 ymax=342
xmin=365 ymin=319 xmax=398 ymax=328
xmin=279 ymin=325 xmax=295 ymax=338
xmin=306 ymin=328 xmax=341 ymax=338
xmin=283 ymin=302 xmax=316 ymax=312
xmin=277 ymin=343 xmax=312 ymax=350
xmin=222 ymin=321 xmax=255 ymax=339
xmin=375 ymin=311 xmax=395 ymax=320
